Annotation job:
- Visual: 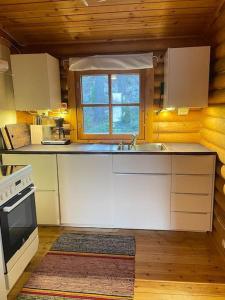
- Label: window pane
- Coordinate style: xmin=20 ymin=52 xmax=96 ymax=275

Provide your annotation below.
xmin=112 ymin=106 xmax=139 ymax=134
xmin=81 ymin=75 xmax=109 ymax=104
xmin=112 ymin=74 xmax=140 ymax=104
xmin=83 ymin=107 xmax=109 ymax=134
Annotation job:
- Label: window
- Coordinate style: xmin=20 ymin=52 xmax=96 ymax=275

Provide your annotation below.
xmin=76 ymin=70 xmax=145 ymax=140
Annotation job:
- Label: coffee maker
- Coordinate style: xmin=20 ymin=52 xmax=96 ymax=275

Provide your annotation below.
xmin=42 ymin=117 xmax=70 ymax=145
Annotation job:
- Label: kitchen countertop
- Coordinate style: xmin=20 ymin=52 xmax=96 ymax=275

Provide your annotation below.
xmin=0 ymin=143 xmax=216 ymax=155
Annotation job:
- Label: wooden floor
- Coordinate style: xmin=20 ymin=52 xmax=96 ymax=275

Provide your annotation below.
xmin=8 ymin=226 xmax=225 ymax=300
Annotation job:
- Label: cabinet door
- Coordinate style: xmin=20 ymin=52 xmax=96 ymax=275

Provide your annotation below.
xmin=164 ymin=46 xmax=210 ymax=108
xmin=2 ymin=154 xmax=58 ymax=190
xmin=113 ymin=174 xmax=171 ymax=229
xmin=11 ymin=54 xmax=61 ymax=110
xmin=35 ymin=191 xmax=60 ymax=225
xmin=57 ymin=154 xmax=113 ymax=227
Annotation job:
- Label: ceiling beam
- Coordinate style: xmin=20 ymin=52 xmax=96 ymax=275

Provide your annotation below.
xmin=21 ymin=36 xmax=210 ymax=58
xmin=0 ymin=28 xmax=22 ymax=52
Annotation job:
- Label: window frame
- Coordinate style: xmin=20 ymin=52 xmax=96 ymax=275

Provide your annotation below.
xmin=75 ymin=69 xmax=150 ymax=141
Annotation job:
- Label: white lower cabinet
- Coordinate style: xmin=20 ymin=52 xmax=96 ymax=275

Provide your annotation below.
xmin=35 ymin=191 xmax=60 ymax=225
xmin=2 ymin=154 xmax=60 ymax=225
xmin=57 ymin=154 xmax=113 ymax=227
xmin=113 ymin=174 xmax=171 ymax=229
xmin=171 ymin=155 xmax=215 ymax=232
xmin=2 ymin=153 xmax=215 ymax=231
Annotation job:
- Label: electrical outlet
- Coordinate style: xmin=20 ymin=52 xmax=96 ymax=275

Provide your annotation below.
xmin=221 ymin=239 xmax=225 ymax=249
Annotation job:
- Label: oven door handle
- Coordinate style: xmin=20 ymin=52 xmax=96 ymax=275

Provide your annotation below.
xmin=3 ymin=187 xmax=36 ymax=213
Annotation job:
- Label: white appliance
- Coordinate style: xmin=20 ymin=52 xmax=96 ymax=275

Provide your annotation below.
xmin=0 ymin=165 xmax=39 ymax=297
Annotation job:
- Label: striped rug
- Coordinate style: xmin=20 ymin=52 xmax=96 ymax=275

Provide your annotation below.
xmin=17 ymin=233 xmax=135 ymax=300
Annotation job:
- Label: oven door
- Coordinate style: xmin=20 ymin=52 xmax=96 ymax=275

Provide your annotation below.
xmin=0 ymin=184 xmax=37 ymax=267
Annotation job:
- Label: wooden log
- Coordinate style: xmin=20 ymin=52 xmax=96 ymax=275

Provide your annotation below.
xmin=152 ymin=132 xmax=200 ymax=143
xmin=154 ymin=63 xmax=164 ymax=76
xmin=215 ymin=175 xmax=225 ymax=195
xmin=154 ymin=87 xmax=161 ymax=100
xmin=214 ymin=57 xmax=225 ymax=74
xmin=201 ymin=128 xmax=225 ymax=149
xmin=60 ymin=77 xmax=68 ymax=91
xmin=144 ymin=68 xmax=154 ymax=142
xmin=209 ymin=89 xmax=225 ymax=104
xmin=153 ymin=121 xmax=201 ymax=133
xmin=213 ymin=217 xmax=225 ymax=260
xmin=211 ymin=73 xmax=225 ymax=90
xmin=154 ymin=75 xmax=164 ymax=88
xmin=23 ymin=38 xmax=207 ymax=57
xmin=215 ymin=202 xmax=225 ymax=225
xmin=214 ymin=27 xmax=225 ymax=46
xmin=215 ymin=189 xmax=225 ymax=213
xmin=216 ymin=161 xmax=225 ymax=180
xmin=153 ymin=110 xmax=202 ymax=122
xmin=16 ymin=111 xmax=33 ymax=125
xmin=203 ymin=116 xmax=225 ymax=134
xmin=203 ymin=106 xmax=225 ymax=119
xmin=215 ymin=41 xmax=225 ymax=60
xmin=201 ymin=139 xmax=225 ymax=165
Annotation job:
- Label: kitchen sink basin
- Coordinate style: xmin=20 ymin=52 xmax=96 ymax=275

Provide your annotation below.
xmin=87 ymin=143 xmax=167 ymax=152
xmin=128 ymin=143 xmax=167 ymax=152
xmin=117 ymin=143 xmax=167 ymax=152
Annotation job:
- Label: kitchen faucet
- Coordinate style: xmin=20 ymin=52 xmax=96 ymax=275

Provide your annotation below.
xmin=130 ymin=134 xmax=138 ymax=150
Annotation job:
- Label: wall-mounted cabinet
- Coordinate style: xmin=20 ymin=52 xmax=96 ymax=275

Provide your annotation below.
xmin=11 ymin=53 xmax=61 ymax=110
xmin=0 ymin=43 xmax=15 ymax=110
xmin=164 ymin=46 xmax=210 ymax=108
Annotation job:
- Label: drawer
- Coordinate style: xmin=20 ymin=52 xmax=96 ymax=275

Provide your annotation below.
xmin=171 ymin=193 xmax=212 ymax=213
xmin=172 ymin=155 xmax=215 ymax=174
xmin=172 ymin=175 xmax=213 ymax=194
xmin=171 ymin=212 xmax=211 ymax=232
xmin=113 ymin=155 xmax=171 ymax=174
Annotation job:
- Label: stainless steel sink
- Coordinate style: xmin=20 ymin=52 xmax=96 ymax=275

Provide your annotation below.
xmin=87 ymin=143 xmax=167 ymax=152
xmin=119 ymin=143 xmax=167 ymax=152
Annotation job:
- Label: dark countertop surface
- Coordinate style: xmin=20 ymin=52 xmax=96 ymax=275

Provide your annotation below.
xmin=0 ymin=143 xmax=216 ymax=155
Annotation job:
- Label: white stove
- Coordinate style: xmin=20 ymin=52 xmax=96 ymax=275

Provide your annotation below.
xmin=0 ymin=165 xmax=33 ymax=205
xmin=0 ymin=165 xmax=39 ymax=298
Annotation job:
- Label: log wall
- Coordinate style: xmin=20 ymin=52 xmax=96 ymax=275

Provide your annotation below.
xmin=60 ymin=52 xmax=202 ymax=143
xmin=201 ymin=6 xmax=225 ymax=256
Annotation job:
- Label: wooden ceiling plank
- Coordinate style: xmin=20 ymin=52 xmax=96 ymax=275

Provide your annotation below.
xmin=0 ymin=0 xmax=218 ymax=47
xmin=0 ymin=0 xmax=218 ymax=15
xmin=6 ymin=16 xmax=208 ymax=34
xmin=0 ymin=0 xmax=218 ymax=5
xmin=13 ymin=22 xmax=204 ymax=35
xmin=1 ymin=13 xmax=211 ymax=28
xmin=0 ymin=8 xmax=213 ymax=24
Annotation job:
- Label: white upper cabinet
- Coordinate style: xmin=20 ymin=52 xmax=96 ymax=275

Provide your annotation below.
xmin=0 ymin=43 xmax=15 ymax=110
xmin=10 ymin=53 xmax=61 ymax=110
xmin=164 ymin=46 xmax=210 ymax=108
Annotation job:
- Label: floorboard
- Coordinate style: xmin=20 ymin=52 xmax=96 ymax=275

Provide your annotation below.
xmin=7 ymin=226 xmax=225 ymax=299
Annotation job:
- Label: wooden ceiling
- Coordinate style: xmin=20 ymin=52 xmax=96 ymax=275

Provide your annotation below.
xmin=0 ymin=0 xmax=222 ymax=47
